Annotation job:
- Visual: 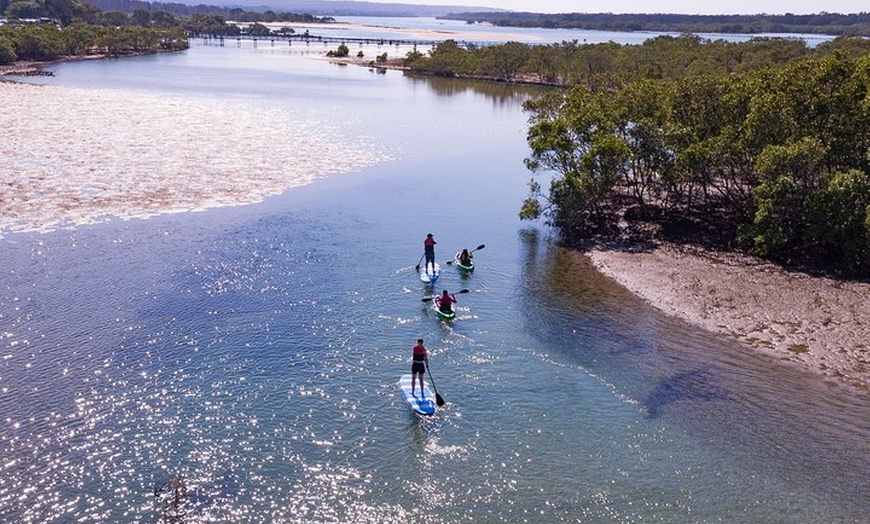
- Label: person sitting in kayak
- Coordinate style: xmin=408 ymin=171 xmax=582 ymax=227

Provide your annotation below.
xmin=457 ymin=249 xmax=473 ymax=266
xmin=435 ymin=290 xmax=457 ymax=313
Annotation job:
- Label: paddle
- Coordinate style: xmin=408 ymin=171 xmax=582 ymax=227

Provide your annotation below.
xmin=414 ymin=253 xmax=424 ymax=272
xmin=446 ymin=244 xmax=485 ymax=265
xmin=421 ymin=289 xmax=470 ymax=302
xmin=426 ymin=364 xmax=445 ymax=407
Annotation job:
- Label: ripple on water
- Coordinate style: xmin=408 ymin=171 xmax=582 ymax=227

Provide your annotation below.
xmin=0 ymin=82 xmax=394 ymax=237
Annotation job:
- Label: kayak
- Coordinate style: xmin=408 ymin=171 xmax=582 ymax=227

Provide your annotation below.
xmin=420 ymin=262 xmax=440 ymax=283
xmin=433 ymin=298 xmax=456 ymax=320
xmin=453 ymin=252 xmax=474 ymax=272
xmin=399 ymin=374 xmax=436 ymax=415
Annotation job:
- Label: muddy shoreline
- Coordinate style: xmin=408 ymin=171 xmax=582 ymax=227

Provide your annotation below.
xmin=586 ymin=243 xmax=868 ymax=391
xmin=0 ymin=60 xmax=52 ymax=76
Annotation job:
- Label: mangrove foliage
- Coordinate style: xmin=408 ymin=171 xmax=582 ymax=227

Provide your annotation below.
xmin=405 ymin=36 xmax=870 ymax=276
xmin=443 ymin=12 xmax=870 ymax=37
xmin=521 ymin=49 xmax=870 ymax=277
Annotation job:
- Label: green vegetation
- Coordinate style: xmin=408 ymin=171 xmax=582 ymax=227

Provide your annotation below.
xmin=444 ymin=12 xmax=870 ymax=37
xmin=326 ymin=43 xmax=349 ymax=57
xmin=81 ymin=0 xmax=333 ymax=25
xmin=521 ymin=51 xmax=869 ymax=277
xmin=404 ymin=35 xmax=870 ymax=277
xmin=402 ymin=35 xmax=870 ymax=86
xmin=0 ymin=0 xmax=190 ymax=63
xmin=0 ymin=21 xmax=187 ymax=63
xmin=1 ymin=0 xmax=99 ymax=24
xmin=0 ymin=0 xmax=332 ymax=64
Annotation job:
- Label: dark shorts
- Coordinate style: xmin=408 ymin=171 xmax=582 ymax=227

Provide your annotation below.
xmin=425 ymin=252 xmax=435 ymax=263
xmin=411 ymin=362 xmax=425 ymax=374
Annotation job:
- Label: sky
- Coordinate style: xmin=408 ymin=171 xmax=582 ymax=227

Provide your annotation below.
xmin=361 ymin=0 xmax=868 ymax=15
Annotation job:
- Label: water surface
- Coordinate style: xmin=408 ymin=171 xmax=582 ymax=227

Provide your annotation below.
xmin=0 ymin=37 xmax=866 ymax=523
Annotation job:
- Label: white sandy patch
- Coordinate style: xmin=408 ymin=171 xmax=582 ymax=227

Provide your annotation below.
xmin=268 ymin=21 xmax=542 ymax=43
xmin=587 ymin=244 xmax=869 ymax=391
xmin=0 ymin=82 xmax=393 ymax=235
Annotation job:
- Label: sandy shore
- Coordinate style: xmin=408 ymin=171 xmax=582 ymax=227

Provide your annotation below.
xmin=0 ymin=55 xmax=128 ymax=76
xmin=587 ymin=244 xmax=869 ymax=391
xmin=0 ymin=61 xmax=48 ymax=76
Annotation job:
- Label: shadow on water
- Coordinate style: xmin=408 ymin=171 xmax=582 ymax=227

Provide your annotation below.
xmin=515 ymin=227 xmax=870 ymax=519
xmin=404 ymin=72 xmax=551 ymax=105
xmin=516 ymin=227 xmax=649 ymax=361
xmin=643 ymin=368 xmax=730 ymax=419
xmin=154 ymin=470 xmax=240 ymax=523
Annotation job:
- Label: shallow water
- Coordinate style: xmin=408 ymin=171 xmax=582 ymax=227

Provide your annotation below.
xmin=1 ymin=38 xmax=867 ymax=523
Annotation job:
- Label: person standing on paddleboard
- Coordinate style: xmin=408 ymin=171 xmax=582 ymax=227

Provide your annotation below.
xmin=411 ymin=338 xmax=429 ymax=397
xmin=423 ymin=233 xmax=437 ymax=275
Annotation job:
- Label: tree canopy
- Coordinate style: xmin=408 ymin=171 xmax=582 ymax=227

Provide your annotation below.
xmin=444 ymin=12 xmax=870 ymax=37
xmin=521 ymin=51 xmax=870 ymax=277
xmin=402 ymin=34 xmax=870 ymax=276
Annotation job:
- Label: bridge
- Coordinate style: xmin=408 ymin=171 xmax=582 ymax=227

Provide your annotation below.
xmin=193 ymin=32 xmax=477 ymax=51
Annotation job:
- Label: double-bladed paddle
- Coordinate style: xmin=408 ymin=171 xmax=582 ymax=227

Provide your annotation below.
xmin=446 ymin=243 xmax=485 ymax=265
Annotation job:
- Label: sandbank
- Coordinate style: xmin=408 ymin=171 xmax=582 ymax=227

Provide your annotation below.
xmin=0 ymin=81 xmax=392 ymax=236
xmin=269 ymin=20 xmax=542 ymax=43
xmin=587 ymin=244 xmax=869 ymax=391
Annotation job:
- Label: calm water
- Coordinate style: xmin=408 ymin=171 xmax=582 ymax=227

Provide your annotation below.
xmin=1 ymin=31 xmax=867 ymax=523
xmin=330 ymin=16 xmax=836 ymax=47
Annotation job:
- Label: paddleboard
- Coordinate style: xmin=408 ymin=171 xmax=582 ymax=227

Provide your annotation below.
xmin=420 ymin=262 xmax=440 ymax=283
xmin=399 ymin=374 xmax=436 ymax=416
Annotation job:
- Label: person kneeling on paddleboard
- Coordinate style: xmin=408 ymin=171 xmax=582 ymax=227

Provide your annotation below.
xmin=435 ymin=290 xmax=457 ymax=313
xmin=411 ymin=339 xmax=429 ymax=397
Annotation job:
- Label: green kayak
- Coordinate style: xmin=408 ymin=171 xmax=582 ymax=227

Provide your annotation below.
xmin=453 ymin=252 xmax=474 ymax=272
xmin=433 ymin=299 xmax=456 ymax=320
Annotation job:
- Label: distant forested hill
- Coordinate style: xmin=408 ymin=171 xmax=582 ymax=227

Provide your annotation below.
xmin=84 ymin=0 xmax=331 ymax=20
xmin=115 ymin=0 xmax=503 ymax=17
xmin=443 ymin=12 xmax=870 ymax=36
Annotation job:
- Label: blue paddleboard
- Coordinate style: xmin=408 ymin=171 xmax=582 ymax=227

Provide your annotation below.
xmin=399 ymin=374 xmax=436 ymax=416
xmin=420 ymin=262 xmax=440 ymax=283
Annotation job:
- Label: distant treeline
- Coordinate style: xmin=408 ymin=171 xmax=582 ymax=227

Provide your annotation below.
xmin=403 ymin=34 xmax=870 ymax=86
xmin=403 ymin=35 xmax=870 ymax=277
xmin=0 ymin=0 xmax=332 ymax=64
xmin=81 ymin=0 xmax=334 ymax=23
xmin=0 ymin=0 xmax=333 ymax=25
xmin=0 ymin=22 xmax=188 ymax=62
xmin=443 ymin=12 xmax=870 ymax=37
xmin=0 ymin=0 xmax=192 ymax=63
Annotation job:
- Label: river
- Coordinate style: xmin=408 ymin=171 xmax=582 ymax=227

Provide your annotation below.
xmin=0 ymin=22 xmax=866 ymax=523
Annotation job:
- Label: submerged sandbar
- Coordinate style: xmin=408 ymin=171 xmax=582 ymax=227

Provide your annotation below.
xmin=0 ymin=82 xmax=392 ymax=236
